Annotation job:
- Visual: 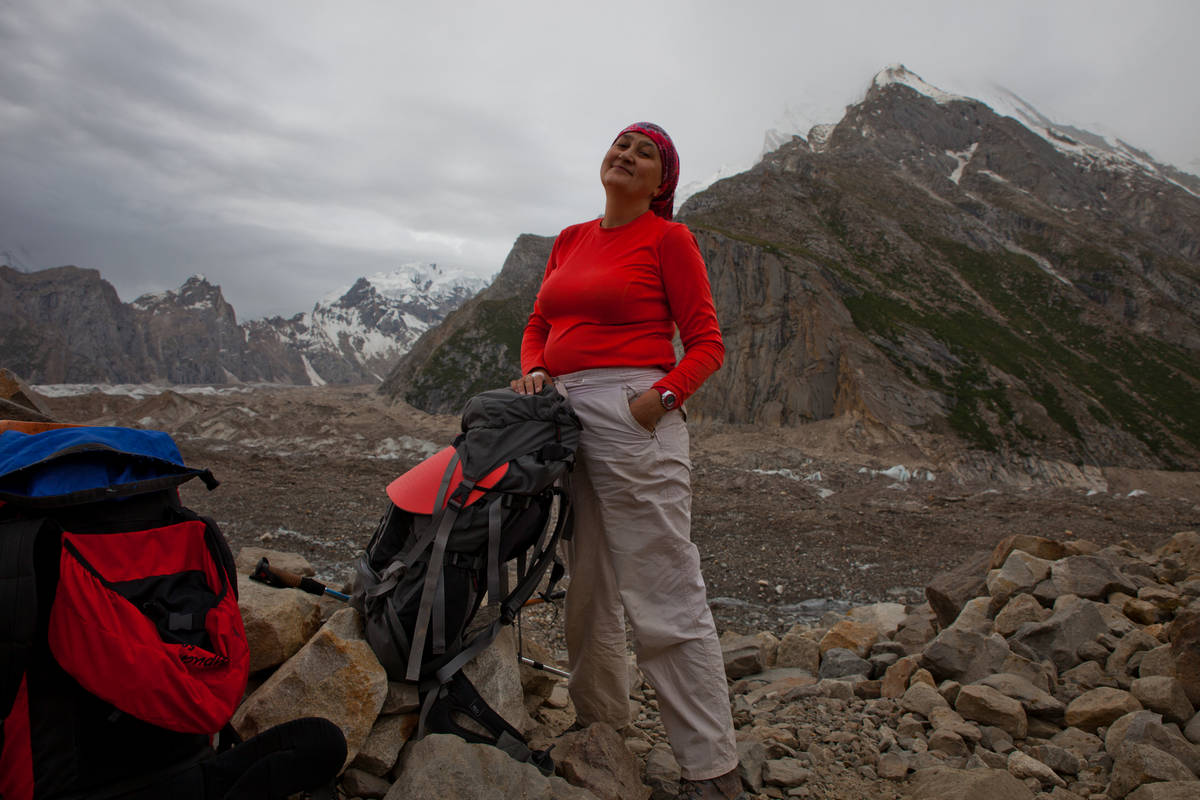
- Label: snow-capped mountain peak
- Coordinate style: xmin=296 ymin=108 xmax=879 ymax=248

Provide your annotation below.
xmin=265 ymin=263 xmax=489 ymax=384
xmin=680 ymin=64 xmax=1199 ymax=228
xmin=320 ymin=263 xmax=489 ymax=308
xmin=774 ymin=65 xmax=1198 ymax=197
xmin=871 ymin=63 xmax=969 ymax=105
xmin=978 ymin=85 xmax=1198 ymax=195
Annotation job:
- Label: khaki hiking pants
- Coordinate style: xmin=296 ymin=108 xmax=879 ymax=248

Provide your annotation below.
xmin=556 ymin=368 xmax=738 ymax=781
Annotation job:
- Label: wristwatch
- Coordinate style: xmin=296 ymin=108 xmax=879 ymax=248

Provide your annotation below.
xmin=659 ymin=390 xmax=678 ymax=410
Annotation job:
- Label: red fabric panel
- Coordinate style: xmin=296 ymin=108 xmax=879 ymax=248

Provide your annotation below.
xmin=386 ymin=446 xmax=509 ymax=514
xmin=48 ymin=527 xmax=249 ymax=734
xmin=0 ymin=675 xmax=33 ymax=800
xmin=64 ymin=521 xmax=212 ymax=582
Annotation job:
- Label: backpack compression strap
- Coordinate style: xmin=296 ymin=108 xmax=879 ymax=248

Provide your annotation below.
xmin=403 ymin=453 xmax=471 ymax=682
xmin=417 ymin=486 xmax=573 ymax=720
xmin=363 ymin=451 xmax=460 ymax=604
xmin=487 ymin=500 xmax=505 ymax=605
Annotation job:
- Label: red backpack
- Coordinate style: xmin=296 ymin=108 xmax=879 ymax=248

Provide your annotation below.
xmin=0 ymin=424 xmax=249 ymax=799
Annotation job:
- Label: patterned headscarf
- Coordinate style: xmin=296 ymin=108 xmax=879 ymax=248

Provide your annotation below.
xmin=615 ymin=122 xmax=679 ymax=220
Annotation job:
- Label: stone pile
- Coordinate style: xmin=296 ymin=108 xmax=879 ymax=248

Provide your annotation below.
xmin=230 ymin=531 xmax=1200 ymax=800
xmin=231 ymin=547 xmax=614 ymax=800
xmin=711 ymin=530 xmax=1200 ymax=800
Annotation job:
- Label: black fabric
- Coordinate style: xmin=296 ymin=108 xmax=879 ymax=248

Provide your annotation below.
xmin=197 ymin=513 xmax=238 ymax=603
xmin=94 ymin=717 xmax=346 ymax=800
xmin=26 ymin=490 xmax=185 ymax=533
xmin=0 ymin=518 xmax=46 ymax=718
xmin=364 ymin=505 xmax=407 ymax=566
xmin=111 ymin=570 xmax=219 ymax=649
xmin=423 ymin=672 xmax=553 ymax=776
xmin=498 ymin=495 xmax=551 ymax=561
xmin=26 ymin=650 xmax=210 ymax=799
xmin=453 ymin=387 xmax=581 ymax=498
xmin=202 ymin=717 xmax=346 ymax=800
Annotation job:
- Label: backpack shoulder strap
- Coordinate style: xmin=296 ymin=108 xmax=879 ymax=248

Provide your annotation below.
xmin=0 ymin=517 xmax=55 ymax=719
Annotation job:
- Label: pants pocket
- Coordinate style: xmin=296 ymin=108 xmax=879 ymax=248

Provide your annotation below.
xmin=618 ymin=384 xmax=656 ymax=436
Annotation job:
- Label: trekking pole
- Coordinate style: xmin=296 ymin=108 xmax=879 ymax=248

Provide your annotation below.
xmin=522 ymin=589 xmax=566 ymax=608
xmin=249 ymin=557 xmax=351 ymax=601
xmin=518 ymin=656 xmax=570 ymax=679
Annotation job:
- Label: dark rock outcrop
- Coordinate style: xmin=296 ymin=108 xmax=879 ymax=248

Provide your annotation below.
xmin=0 ymin=265 xmax=155 ymax=383
xmin=0 ymin=266 xmax=484 ymax=387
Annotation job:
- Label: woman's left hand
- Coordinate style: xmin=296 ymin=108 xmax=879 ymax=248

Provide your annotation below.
xmin=628 ymin=389 xmax=667 ymax=433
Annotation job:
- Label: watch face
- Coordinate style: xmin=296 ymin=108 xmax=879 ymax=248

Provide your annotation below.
xmin=661 ymin=390 xmax=677 ymax=410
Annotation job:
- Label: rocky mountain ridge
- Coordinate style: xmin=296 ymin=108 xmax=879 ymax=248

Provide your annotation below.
xmin=383 ymin=65 xmax=1200 ymax=473
xmin=0 ymin=264 xmax=485 ymax=386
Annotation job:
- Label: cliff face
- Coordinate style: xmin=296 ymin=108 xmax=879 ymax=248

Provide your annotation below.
xmin=383 ymin=68 xmax=1200 ymax=470
xmin=0 ymin=265 xmax=153 ymax=383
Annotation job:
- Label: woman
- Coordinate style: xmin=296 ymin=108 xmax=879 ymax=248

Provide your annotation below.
xmin=511 ymin=123 xmax=744 ymax=800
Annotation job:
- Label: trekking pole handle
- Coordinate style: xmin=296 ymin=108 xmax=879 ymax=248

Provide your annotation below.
xmin=250 ymin=557 xmax=349 ymax=601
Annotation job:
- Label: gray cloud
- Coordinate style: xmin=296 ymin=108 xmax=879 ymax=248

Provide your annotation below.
xmin=2 ymin=1 xmax=1196 ymax=319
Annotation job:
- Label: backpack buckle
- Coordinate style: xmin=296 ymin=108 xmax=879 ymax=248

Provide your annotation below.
xmin=447 ymin=479 xmax=477 ymax=511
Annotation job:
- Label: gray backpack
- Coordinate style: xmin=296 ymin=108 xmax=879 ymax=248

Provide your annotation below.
xmin=351 ymin=385 xmax=581 ymax=772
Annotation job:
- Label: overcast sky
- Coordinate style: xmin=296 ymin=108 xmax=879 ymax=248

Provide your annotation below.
xmin=2 ymin=1 xmax=1197 ymax=320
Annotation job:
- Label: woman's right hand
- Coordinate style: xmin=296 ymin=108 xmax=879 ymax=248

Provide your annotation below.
xmin=510 ymin=370 xmax=551 ymax=394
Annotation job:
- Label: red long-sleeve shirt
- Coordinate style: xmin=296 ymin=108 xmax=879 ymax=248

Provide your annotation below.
xmin=521 ymin=211 xmax=723 ymax=403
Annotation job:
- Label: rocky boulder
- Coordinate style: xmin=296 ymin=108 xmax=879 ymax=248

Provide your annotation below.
xmin=904 ymin=766 xmax=1035 ymax=799
xmin=1009 ymin=594 xmax=1109 ymax=671
xmin=388 ymin=734 xmax=598 ymax=799
xmin=1050 ymin=555 xmax=1138 ymax=600
xmin=554 ymin=724 xmax=651 ymax=800
xmin=231 ymin=608 xmax=388 ymax=769
xmin=236 ymin=575 xmax=324 ymax=672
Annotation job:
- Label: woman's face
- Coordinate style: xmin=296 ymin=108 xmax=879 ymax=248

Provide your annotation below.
xmin=601 ymin=131 xmax=663 ymax=201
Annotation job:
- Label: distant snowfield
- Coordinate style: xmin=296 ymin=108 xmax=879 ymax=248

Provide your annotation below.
xmin=34 ymin=383 xmax=257 ymax=399
xmin=743 ymin=459 xmax=1140 ymax=500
